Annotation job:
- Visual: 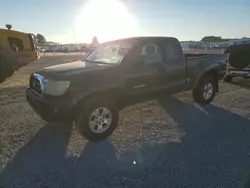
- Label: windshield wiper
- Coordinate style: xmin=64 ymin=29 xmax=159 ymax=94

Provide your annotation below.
xmin=85 ymin=59 xmax=113 ymax=65
xmin=84 ymin=59 xmax=93 ymax=63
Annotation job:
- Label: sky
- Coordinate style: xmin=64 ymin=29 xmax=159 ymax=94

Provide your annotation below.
xmin=0 ymin=0 xmax=249 ymax=44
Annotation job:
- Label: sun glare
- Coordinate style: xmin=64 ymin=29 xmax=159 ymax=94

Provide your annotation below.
xmin=74 ymin=0 xmax=137 ymax=43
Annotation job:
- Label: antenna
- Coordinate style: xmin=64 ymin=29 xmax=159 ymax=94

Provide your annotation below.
xmin=6 ymin=24 xmax=12 ymax=30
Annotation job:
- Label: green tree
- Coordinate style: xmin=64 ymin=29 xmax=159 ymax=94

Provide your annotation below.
xmin=36 ymin=33 xmax=46 ymax=45
xmin=201 ymin=36 xmax=223 ymax=42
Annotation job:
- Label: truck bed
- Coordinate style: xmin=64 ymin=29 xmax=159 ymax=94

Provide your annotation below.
xmin=185 ymin=53 xmax=227 ymax=82
xmin=186 ymin=54 xmax=227 ymax=65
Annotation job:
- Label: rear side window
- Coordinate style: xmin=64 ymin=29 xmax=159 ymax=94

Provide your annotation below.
xmin=141 ymin=43 xmax=163 ymax=64
xmin=8 ymin=37 xmax=24 ymax=51
xmin=164 ymin=40 xmax=181 ymax=61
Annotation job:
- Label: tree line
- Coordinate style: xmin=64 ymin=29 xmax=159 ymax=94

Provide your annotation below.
xmin=201 ymin=36 xmax=248 ymax=42
xmin=35 ymin=33 xmax=248 ymax=45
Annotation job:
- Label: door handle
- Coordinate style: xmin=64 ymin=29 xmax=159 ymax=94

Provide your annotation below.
xmin=133 ymin=84 xmax=146 ymax=89
xmin=157 ymin=66 xmax=167 ymax=73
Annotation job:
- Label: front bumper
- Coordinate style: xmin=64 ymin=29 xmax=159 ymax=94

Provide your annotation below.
xmin=26 ymin=88 xmax=76 ymax=122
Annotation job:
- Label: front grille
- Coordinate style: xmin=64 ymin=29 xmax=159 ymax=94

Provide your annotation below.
xmin=30 ymin=75 xmax=42 ymax=94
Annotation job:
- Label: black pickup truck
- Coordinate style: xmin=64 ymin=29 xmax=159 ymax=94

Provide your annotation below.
xmin=27 ymin=37 xmax=226 ymax=141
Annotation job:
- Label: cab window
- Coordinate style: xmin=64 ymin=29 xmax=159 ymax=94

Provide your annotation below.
xmin=8 ymin=37 xmax=24 ymax=51
xmin=141 ymin=43 xmax=163 ymax=65
xmin=164 ymin=42 xmax=180 ymax=61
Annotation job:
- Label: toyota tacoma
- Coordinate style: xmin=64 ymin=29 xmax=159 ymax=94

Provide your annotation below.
xmin=27 ymin=37 xmax=226 ymax=141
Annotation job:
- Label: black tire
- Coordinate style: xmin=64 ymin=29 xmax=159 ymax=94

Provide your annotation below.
xmin=76 ymin=97 xmax=119 ymax=142
xmin=0 ymin=55 xmax=15 ymax=83
xmin=192 ymin=75 xmax=217 ymax=105
xmin=6 ymin=63 xmax=14 ymax=78
xmin=7 ymin=69 xmax=14 ymax=77
xmin=0 ymin=55 xmax=7 ymax=83
xmin=223 ymin=75 xmax=233 ymax=83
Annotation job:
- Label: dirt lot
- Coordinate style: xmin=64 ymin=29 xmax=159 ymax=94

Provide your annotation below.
xmin=1 ymin=54 xmax=250 ymax=188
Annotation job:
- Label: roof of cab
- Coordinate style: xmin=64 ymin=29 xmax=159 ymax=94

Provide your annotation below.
xmin=101 ymin=36 xmax=178 ymax=45
xmin=0 ymin=28 xmax=29 ymax=35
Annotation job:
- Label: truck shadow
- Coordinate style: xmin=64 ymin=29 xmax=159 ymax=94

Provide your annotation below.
xmin=0 ymin=123 xmax=73 ymax=187
xmin=157 ymin=96 xmax=250 ymax=187
xmin=229 ymin=78 xmax=250 ymax=90
xmin=1 ymin=96 xmax=250 ymax=187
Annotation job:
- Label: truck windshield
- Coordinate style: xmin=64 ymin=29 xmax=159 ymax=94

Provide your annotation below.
xmin=85 ymin=41 xmax=133 ymax=64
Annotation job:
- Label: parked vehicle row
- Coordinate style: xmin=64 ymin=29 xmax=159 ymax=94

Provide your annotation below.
xmin=39 ymin=47 xmax=73 ymax=53
xmin=38 ymin=46 xmax=98 ymax=53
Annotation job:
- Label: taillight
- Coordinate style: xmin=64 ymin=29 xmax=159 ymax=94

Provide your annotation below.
xmin=28 ymin=34 xmax=36 ymax=51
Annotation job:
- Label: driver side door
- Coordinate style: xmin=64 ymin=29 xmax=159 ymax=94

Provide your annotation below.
xmin=122 ymin=41 xmax=165 ymax=96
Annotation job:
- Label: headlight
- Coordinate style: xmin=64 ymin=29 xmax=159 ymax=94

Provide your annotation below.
xmin=43 ymin=80 xmax=70 ymax=96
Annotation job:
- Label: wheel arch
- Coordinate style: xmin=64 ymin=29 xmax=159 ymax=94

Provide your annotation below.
xmin=74 ymin=87 xmax=122 ymax=118
xmin=193 ymin=68 xmax=219 ymax=93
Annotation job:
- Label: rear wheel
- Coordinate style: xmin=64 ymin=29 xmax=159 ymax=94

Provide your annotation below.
xmin=192 ymin=75 xmax=217 ymax=105
xmin=0 ymin=55 xmax=7 ymax=83
xmin=0 ymin=55 xmax=15 ymax=83
xmin=223 ymin=75 xmax=233 ymax=83
xmin=76 ymin=98 xmax=119 ymax=141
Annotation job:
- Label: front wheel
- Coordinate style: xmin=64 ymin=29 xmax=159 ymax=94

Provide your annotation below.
xmin=76 ymin=98 xmax=119 ymax=142
xmin=192 ymin=75 xmax=217 ymax=105
xmin=0 ymin=55 xmax=6 ymax=83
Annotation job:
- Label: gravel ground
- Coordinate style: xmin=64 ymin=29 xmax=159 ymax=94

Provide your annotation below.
xmin=1 ymin=55 xmax=250 ymax=188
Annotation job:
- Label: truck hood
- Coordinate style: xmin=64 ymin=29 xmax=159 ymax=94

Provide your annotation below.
xmin=37 ymin=60 xmax=110 ymax=78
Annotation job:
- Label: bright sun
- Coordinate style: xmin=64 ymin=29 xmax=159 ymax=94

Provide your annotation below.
xmin=74 ymin=0 xmax=137 ymax=43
